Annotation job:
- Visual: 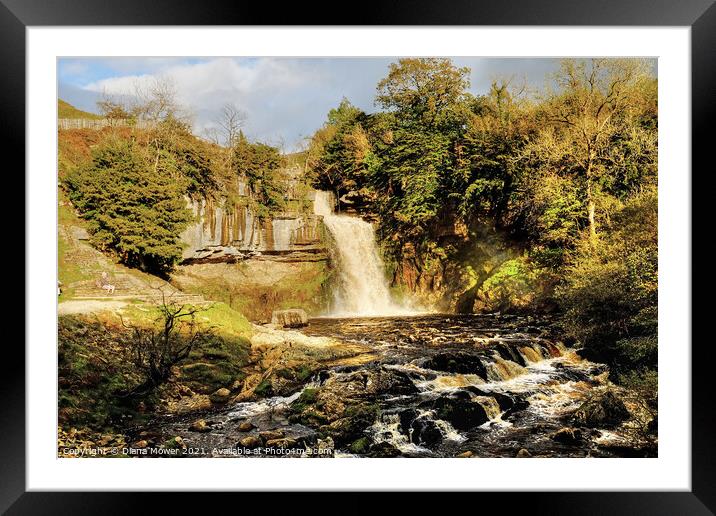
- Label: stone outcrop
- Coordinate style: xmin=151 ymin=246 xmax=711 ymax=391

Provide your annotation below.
xmin=572 ymin=390 xmax=630 ymax=428
xmin=180 ymin=195 xmax=326 ymax=264
xmin=271 ymin=309 xmax=308 ymax=328
xmin=288 ymin=366 xmax=418 ymax=447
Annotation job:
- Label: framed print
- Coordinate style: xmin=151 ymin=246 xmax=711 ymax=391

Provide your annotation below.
xmin=6 ymin=0 xmax=713 ymax=511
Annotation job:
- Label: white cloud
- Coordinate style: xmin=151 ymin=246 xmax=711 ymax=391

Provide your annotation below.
xmin=83 ymin=58 xmax=330 ymax=150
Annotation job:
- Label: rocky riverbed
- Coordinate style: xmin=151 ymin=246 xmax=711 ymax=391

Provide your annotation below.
xmin=129 ymin=314 xmax=655 ymax=458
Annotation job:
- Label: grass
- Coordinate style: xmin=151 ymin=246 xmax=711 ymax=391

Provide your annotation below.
xmin=58 ymin=99 xmax=102 ymax=119
xmin=59 ymin=300 xmax=255 ymax=433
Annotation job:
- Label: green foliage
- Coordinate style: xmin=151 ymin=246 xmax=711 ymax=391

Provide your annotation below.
xmin=64 ymin=136 xmax=193 ymax=276
xmin=559 ymin=187 xmax=657 ymax=379
xmin=232 ymin=133 xmax=287 ymax=218
xmin=254 ymin=379 xmax=274 ymax=397
xmin=291 ymin=387 xmax=319 ymax=412
xmin=307 ymin=58 xmax=657 ymax=317
xmin=376 ymin=57 xmax=471 ymax=129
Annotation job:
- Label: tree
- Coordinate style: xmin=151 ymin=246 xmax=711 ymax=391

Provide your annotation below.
xmin=376 ymin=58 xmax=471 ymax=129
xmin=459 ymin=80 xmax=535 ymax=224
xmin=96 ymin=91 xmax=131 ymax=125
xmin=122 ymin=293 xmax=214 ymax=396
xmin=232 ymin=133 xmax=287 ymax=218
xmin=217 ymin=102 xmax=247 ymax=148
xmin=65 ymin=136 xmax=193 ymax=276
xmin=539 ymin=58 xmax=652 ymax=242
xmin=308 ymin=99 xmax=371 ymax=200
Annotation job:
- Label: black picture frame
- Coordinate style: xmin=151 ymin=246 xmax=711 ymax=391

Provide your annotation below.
xmin=5 ymin=0 xmax=711 ymax=512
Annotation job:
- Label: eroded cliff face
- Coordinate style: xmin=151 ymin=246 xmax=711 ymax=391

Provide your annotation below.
xmin=389 ymin=219 xmax=554 ymax=315
xmin=175 ymin=192 xmax=333 ymax=321
xmin=180 ymin=196 xmax=326 ymax=263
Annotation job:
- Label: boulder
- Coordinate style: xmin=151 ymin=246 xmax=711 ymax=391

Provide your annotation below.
xmin=271 ymin=309 xmax=309 ymax=328
xmin=572 ymin=390 xmax=629 ymax=428
xmin=422 ymin=352 xmax=487 ymax=379
xmin=430 ymin=392 xmax=490 ymax=431
xmin=410 ymin=418 xmax=443 ymax=446
xmin=239 ymin=436 xmax=261 ymax=448
xmin=398 ymin=408 xmax=419 ymax=434
xmin=189 ymin=419 xmax=210 ymax=433
xmin=367 ymin=441 xmax=401 ymax=458
xmin=266 ymin=438 xmax=298 ymax=449
xmin=316 ymin=437 xmax=335 ymax=458
xmin=259 ymin=430 xmax=285 ymax=442
xmin=551 ymin=427 xmax=584 ymax=444
xmin=238 ymin=421 xmax=255 ymax=432
xmin=210 ymin=388 xmax=232 ymax=404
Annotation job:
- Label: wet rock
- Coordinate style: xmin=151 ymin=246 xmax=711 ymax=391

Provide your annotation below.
xmin=189 ymin=419 xmax=211 ymax=433
xmin=317 ymin=437 xmax=335 ymax=457
xmin=456 ymin=451 xmax=474 ymax=458
xmin=572 ymin=390 xmax=629 ymax=428
xmin=322 ymin=404 xmax=378 ymax=446
xmin=494 ymin=344 xmax=527 ymax=367
xmin=271 ymin=309 xmax=308 ymax=328
xmin=422 ymin=352 xmax=487 ymax=379
xmin=366 ymin=367 xmax=419 ymax=396
xmin=348 ymin=437 xmax=371 ymax=454
xmin=466 ymin=387 xmax=515 ymax=413
xmin=398 ymin=408 xmax=419 ymax=434
xmin=516 ymin=448 xmax=531 ymax=458
xmin=239 ymin=436 xmax=261 ymax=448
xmin=266 ymin=438 xmax=298 ymax=449
xmin=164 ymin=436 xmax=187 ymax=449
xmin=430 ymin=393 xmax=490 ymax=431
xmin=551 ymin=427 xmax=584 ymax=444
xmin=210 ymin=388 xmax=232 ymax=404
xmin=238 ymin=421 xmax=255 ymax=432
xmin=410 ymin=418 xmax=443 ymax=446
xmin=367 ymin=441 xmax=402 ymax=458
xmin=259 ymin=430 xmax=285 ymax=442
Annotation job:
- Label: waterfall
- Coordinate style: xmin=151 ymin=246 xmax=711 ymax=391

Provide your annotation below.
xmin=314 ymin=191 xmax=413 ymax=317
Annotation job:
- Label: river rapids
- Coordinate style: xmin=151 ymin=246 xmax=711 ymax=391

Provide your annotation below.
xmin=137 ymin=313 xmax=650 ymax=458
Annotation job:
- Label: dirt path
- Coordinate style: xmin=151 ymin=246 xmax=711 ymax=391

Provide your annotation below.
xmin=58 ymin=299 xmax=128 ymax=315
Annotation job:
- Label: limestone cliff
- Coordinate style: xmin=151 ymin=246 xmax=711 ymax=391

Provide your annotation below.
xmin=180 ymin=194 xmax=326 ymax=264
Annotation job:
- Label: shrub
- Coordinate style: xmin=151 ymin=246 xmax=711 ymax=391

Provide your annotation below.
xmin=64 ymin=136 xmax=193 ymax=276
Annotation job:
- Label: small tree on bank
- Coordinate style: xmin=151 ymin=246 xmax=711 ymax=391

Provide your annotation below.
xmin=122 ymin=294 xmax=214 ymax=396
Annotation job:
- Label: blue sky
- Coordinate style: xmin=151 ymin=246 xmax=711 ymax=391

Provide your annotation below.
xmin=57 ymin=57 xmax=602 ymax=151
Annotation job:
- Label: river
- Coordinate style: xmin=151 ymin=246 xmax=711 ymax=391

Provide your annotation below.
xmin=136 ymin=313 xmax=647 ymax=458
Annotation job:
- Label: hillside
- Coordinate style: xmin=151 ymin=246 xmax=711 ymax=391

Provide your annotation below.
xmin=58 ymin=99 xmax=102 ymax=119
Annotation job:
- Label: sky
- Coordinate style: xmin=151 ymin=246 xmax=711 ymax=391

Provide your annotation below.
xmin=58 ymin=57 xmax=571 ymax=151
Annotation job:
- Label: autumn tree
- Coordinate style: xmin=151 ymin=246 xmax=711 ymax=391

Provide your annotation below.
xmin=377 ymin=58 xmax=471 ymax=129
xmin=538 ymin=58 xmax=652 ymax=242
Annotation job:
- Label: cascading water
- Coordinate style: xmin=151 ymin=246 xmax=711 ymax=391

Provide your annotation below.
xmin=313 ymin=191 xmax=414 ymax=316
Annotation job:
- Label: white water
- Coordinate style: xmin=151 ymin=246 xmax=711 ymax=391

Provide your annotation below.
xmin=314 ymin=191 xmax=415 ymax=317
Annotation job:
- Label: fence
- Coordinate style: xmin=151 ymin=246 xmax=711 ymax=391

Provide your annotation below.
xmin=58 ymin=118 xmax=156 ymax=130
